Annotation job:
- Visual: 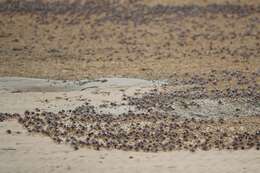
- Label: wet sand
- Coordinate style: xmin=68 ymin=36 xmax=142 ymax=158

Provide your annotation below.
xmin=0 ymin=77 xmax=157 ymax=114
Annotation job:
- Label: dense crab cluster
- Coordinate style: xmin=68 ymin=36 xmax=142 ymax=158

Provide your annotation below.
xmin=2 ymin=104 xmax=259 ymax=152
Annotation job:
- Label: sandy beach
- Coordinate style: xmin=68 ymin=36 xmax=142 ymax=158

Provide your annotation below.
xmin=0 ymin=0 xmax=259 ymax=172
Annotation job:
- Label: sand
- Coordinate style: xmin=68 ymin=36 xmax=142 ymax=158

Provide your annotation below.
xmin=0 ymin=0 xmax=259 ymax=172
xmin=1 ymin=1 xmax=259 ymax=80
xmin=0 ymin=77 xmax=157 ymax=114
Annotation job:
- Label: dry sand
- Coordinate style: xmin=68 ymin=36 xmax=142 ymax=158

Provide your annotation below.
xmin=1 ymin=1 xmax=259 ymax=80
